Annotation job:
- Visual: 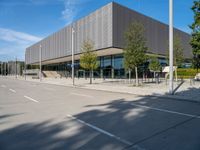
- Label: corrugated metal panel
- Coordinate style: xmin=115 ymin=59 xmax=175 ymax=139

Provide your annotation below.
xmin=26 ymin=2 xmax=113 ymax=64
xmin=26 ymin=2 xmax=191 ymax=65
xmin=112 ymin=2 xmax=191 ymax=57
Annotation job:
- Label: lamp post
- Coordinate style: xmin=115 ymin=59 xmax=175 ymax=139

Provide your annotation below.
xmin=15 ymin=57 xmax=17 ymax=79
xmin=1 ymin=62 xmax=2 ymax=76
xmin=3 ymin=62 xmax=4 ymax=76
xmin=169 ymin=0 xmax=174 ymax=94
xmin=0 ymin=62 xmax=2 ymax=76
xmin=71 ymin=27 xmax=75 ymax=86
xmin=39 ymin=44 xmax=42 ymax=82
xmin=25 ymin=54 xmax=26 ymax=80
xmin=7 ymin=61 xmax=9 ymax=76
xmin=1 ymin=62 xmax=4 ymax=76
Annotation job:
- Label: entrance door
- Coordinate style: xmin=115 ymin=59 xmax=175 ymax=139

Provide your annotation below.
xmin=103 ymin=68 xmax=111 ymax=78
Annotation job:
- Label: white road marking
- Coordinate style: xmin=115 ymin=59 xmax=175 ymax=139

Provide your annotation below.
xmin=70 ymin=92 xmax=94 ymax=98
xmin=1 ymin=85 xmax=6 ymax=88
xmin=9 ymin=89 xmax=16 ymax=93
xmin=67 ymin=114 xmax=132 ymax=146
xmin=131 ymin=103 xmax=200 ymax=118
xmin=24 ymin=95 xmax=39 ymax=103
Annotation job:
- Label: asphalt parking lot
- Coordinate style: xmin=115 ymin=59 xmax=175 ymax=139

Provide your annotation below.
xmin=0 ymin=77 xmax=200 ymax=150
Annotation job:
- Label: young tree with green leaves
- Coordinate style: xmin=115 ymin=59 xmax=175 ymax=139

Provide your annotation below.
xmin=124 ymin=22 xmax=148 ymax=86
xmin=80 ymin=40 xmax=98 ymax=84
xmin=174 ymin=35 xmax=184 ymax=67
xmin=149 ymin=57 xmax=161 ymax=83
xmin=166 ymin=35 xmax=184 ymax=67
xmin=190 ymin=0 xmax=200 ymax=73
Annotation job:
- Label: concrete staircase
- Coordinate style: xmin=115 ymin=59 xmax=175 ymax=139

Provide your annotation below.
xmin=43 ymin=71 xmax=61 ymax=78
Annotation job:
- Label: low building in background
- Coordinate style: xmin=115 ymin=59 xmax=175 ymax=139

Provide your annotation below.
xmin=0 ymin=61 xmax=24 ymax=76
xmin=25 ymin=2 xmax=191 ymax=79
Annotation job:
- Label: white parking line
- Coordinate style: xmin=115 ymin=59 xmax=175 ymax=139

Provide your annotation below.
xmin=131 ymin=103 xmax=200 ymax=118
xmin=9 ymin=89 xmax=16 ymax=93
xmin=1 ymin=85 xmax=6 ymax=88
xmin=70 ymin=92 xmax=94 ymax=98
xmin=24 ymin=95 xmax=39 ymax=103
xmin=67 ymin=114 xmax=132 ymax=146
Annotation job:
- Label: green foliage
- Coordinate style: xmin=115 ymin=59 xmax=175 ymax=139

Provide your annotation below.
xmin=80 ymin=40 xmax=98 ymax=71
xmin=149 ymin=57 xmax=161 ymax=72
xmin=190 ymin=0 xmax=200 ymax=72
xmin=123 ymin=22 xmax=148 ymax=71
xmin=174 ymin=36 xmax=184 ymax=66
xmin=177 ymin=68 xmax=197 ymax=78
xmin=166 ymin=35 xmax=184 ymax=67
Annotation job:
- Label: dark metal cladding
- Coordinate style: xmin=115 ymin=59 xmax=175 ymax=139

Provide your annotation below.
xmin=25 ymin=2 xmax=191 ymax=65
xmin=112 ymin=2 xmax=191 ymax=58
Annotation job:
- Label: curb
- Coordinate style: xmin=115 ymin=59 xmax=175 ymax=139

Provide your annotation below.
xmin=3 ymin=77 xmax=200 ymax=104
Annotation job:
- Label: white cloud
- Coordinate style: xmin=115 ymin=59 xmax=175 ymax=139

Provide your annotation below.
xmin=61 ymin=0 xmax=77 ymax=25
xmin=0 ymin=27 xmax=42 ymax=61
xmin=0 ymin=27 xmax=41 ymax=44
xmin=61 ymin=0 xmax=92 ymax=25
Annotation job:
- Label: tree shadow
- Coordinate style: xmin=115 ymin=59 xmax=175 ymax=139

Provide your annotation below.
xmin=1 ymin=89 xmax=200 ymax=150
xmin=0 ymin=113 xmax=24 ymax=125
xmin=173 ymin=86 xmax=200 ymax=101
xmin=0 ymin=115 xmax=127 ymax=150
xmin=0 ymin=120 xmax=67 ymax=150
xmin=0 ymin=114 xmax=20 ymax=120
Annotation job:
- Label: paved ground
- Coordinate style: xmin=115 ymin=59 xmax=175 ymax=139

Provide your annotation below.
xmin=1 ymin=77 xmax=200 ymax=150
xmin=8 ymin=76 xmax=200 ymax=102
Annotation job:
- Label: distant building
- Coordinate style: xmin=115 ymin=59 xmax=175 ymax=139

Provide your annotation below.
xmin=25 ymin=2 xmax=191 ymax=78
xmin=0 ymin=61 xmax=24 ymax=76
xmin=0 ymin=62 xmax=7 ymax=75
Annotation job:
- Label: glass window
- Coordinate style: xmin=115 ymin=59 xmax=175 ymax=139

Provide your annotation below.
xmin=103 ymin=56 xmax=111 ymax=68
xmin=114 ymin=55 xmax=124 ymax=69
xmin=100 ymin=57 xmax=104 ymax=68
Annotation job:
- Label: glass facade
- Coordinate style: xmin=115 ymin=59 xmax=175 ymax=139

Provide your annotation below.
xmin=113 ymin=55 xmax=124 ymax=78
xmin=43 ymin=54 xmax=167 ymax=79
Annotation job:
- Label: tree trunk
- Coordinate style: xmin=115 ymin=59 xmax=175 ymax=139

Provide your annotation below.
xmin=154 ymin=72 xmax=156 ymax=82
xmin=92 ymin=69 xmax=94 ymax=79
xmin=129 ymin=69 xmax=131 ymax=84
xmin=89 ymin=70 xmax=92 ymax=84
xmin=135 ymin=67 xmax=139 ymax=86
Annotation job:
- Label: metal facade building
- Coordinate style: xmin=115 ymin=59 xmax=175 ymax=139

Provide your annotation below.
xmin=25 ymin=2 xmax=191 ymax=65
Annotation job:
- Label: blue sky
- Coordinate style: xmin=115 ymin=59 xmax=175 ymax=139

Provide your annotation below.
xmin=0 ymin=0 xmax=194 ymax=61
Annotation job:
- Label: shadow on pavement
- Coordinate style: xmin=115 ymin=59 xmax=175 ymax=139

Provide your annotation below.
xmin=0 ymin=113 xmax=24 ymax=124
xmin=0 ymin=87 xmax=200 ymax=150
xmin=175 ymin=87 xmax=200 ymax=101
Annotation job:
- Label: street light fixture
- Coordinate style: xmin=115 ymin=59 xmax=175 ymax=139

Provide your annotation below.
xmin=169 ymin=0 xmax=174 ymax=94
xmin=0 ymin=62 xmax=2 ymax=76
xmin=15 ymin=57 xmax=17 ymax=79
xmin=7 ymin=61 xmax=10 ymax=76
xmin=71 ymin=26 xmax=75 ymax=86
xmin=24 ymin=53 xmax=26 ymax=80
xmin=39 ymin=44 xmax=42 ymax=82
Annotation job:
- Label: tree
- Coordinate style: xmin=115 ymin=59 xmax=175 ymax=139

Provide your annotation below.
xmin=149 ymin=57 xmax=161 ymax=83
xmin=124 ymin=22 xmax=148 ymax=86
xmin=166 ymin=35 xmax=184 ymax=67
xmin=80 ymin=40 xmax=98 ymax=84
xmin=190 ymin=0 xmax=200 ymax=73
xmin=174 ymin=35 xmax=184 ymax=67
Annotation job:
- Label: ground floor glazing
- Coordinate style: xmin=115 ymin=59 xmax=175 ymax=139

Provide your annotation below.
xmin=42 ymin=54 xmax=167 ymax=79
